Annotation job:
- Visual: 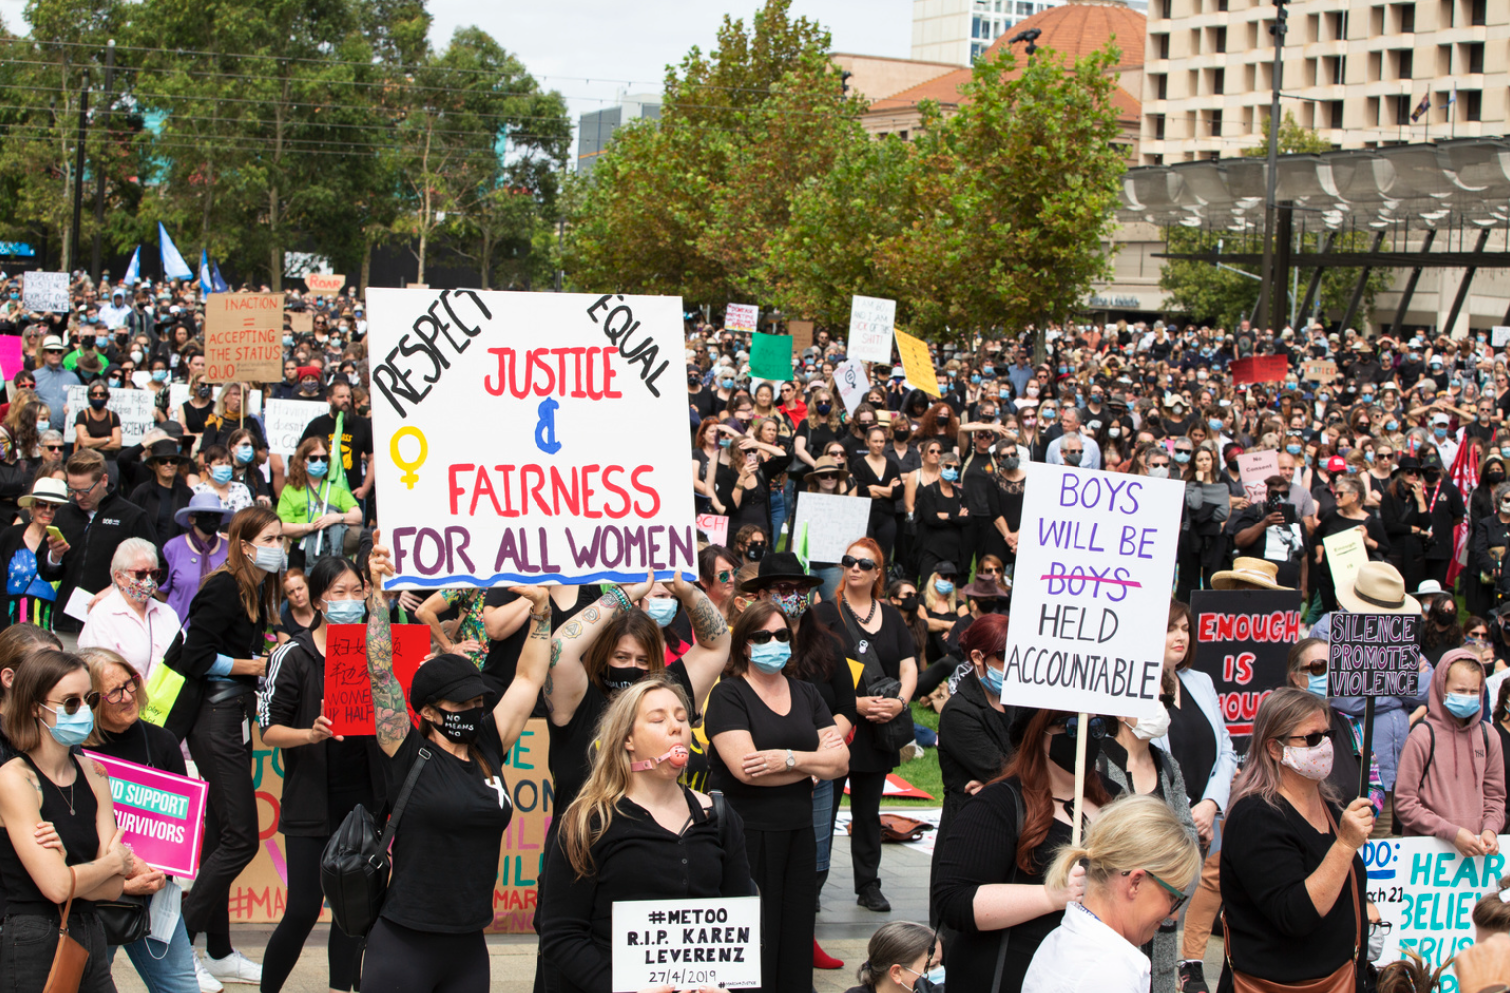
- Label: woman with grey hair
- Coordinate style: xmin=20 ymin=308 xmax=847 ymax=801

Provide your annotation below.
xmin=1471 ymin=479 xmax=1510 ymax=616
xmin=78 ymin=536 xmax=181 ymax=679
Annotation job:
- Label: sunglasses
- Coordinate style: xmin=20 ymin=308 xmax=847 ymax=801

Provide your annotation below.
xmin=1297 ymin=661 xmax=1327 ymax=677
xmin=1281 ymin=728 xmax=1336 ymax=748
xmin=124 ymin=568 xmax=166 ymax=583
xmin=103 ymin=679 xmax=140 ymax=704
xmin=714 ymin=570 xmax=733 ymax=584
xmin=1054 ymin=715 xmax=1110 ymax=740
xmin=841 ymin=555 xmax=877 ymax=571
xmin=1139 ymin=869 xmax=1189 ymax=915
xmin=46 ymin=693 xmax=100 ymax=716
xmin=43 ymin=445 xmax=63 ymax=452
xmin=747 ymin=629 xmax=792 ymax=645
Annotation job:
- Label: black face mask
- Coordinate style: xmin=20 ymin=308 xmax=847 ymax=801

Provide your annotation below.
xmin=196 ymin=385 xmax=212 ymax=399
xmin=1488 ymin=470 xmax=1506 ymax=485
xmin=1048 ymin=721 xmax=1103 ymax=774
xmin=1226 ymin=458 xmax=1239 ymax=472
xmin=436 ymin=706 xmax=484 ymax=744
xmin=192 ymin=514 xmax=221 ymax=535
xmin=898 ymin=595 xmax=920 ymax=613
xmin=745 ymin=544 xmax=766 ymax=562
xmin=604 ymin=665 xmax=646 ymax=691
xmin=688 ymin=373 xmax=701 ymax=387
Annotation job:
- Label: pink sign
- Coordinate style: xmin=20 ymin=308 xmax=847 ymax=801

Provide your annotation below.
xmin=0 ymin=336 xmax=22 ymax=381
xmin=84 ymin=750 xmax=208 ymax=878
xmin=696 ymin=513 xmax=729 ymax=547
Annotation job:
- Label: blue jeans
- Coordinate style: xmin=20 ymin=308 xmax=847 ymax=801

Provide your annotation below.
xmin=769 ymin=487 xmax=788 ymax=548
xmin=111 ymin=912 xmax=200 ymax=993
xmin=812 ymin=777 xmax=835 ymax=872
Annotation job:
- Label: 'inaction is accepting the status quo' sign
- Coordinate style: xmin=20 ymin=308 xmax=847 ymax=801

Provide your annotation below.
xmin=365 ymin=289 xmax=696 ymax=589
xmin=1001 ymin=463 xmax=1184 ymax=719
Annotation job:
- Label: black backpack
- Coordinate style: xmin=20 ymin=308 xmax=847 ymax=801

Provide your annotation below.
xmin=320 ymin=747 xmax=430 ymax=937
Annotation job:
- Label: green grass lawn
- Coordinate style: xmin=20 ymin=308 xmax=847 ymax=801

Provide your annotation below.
xmin=840 ymin=701 xmax=944 ymax=809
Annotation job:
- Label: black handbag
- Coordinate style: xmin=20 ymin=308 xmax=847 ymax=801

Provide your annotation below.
xmin=319 ymin=747 xmax=430 ymax=937
xmin=839 ymin=602 xmax=915 ymax=754
xmin=96 ymin=894 xmax=150 ymax=946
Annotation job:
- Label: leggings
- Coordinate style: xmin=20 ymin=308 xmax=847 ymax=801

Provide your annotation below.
xmin=744 ymin=826 xmax=817 ymax=993
xmin=260 ymin=834 xmax=364 ymax=992
xmin=361 ymin=918 xmax=489 ymax=993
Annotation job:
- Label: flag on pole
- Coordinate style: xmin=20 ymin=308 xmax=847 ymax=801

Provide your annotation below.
xmin=198 ymin=250 xmax=213 ymax=295
xmin=1445 ymin=437 xmax=1479 ymax=587
xmin=122 ymin=246 xmax=141 ymax=286
xmin=158 ymin=223 xmax=193 ymax=281
xmin=1410 ymin=91 xmax=1431 ymax=122
xmin=210 ymin=258 xmax=228 ymax=293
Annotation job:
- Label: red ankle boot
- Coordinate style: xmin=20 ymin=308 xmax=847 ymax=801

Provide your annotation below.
xmin=813 ymin=938 xmax=843 ymax=970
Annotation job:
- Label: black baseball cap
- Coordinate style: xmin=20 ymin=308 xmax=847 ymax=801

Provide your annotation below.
xmin=408 ymin=653 xmax=487 ymax=709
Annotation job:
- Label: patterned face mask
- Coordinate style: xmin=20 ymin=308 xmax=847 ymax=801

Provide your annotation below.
xmin=123 ymin=575 xmax=157 ymax=603
xmin=772 ymin=590 xmax=810 ymax=619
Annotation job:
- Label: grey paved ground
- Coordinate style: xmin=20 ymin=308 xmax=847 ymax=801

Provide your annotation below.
xmin=109 ymin=834 xmax=1225 ymax=991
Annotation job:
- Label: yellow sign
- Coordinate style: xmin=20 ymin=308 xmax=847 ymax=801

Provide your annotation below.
xmin=894 ymin=329 xmax=940 ymax=398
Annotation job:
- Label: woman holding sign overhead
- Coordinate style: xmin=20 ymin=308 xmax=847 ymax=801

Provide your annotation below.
xmin=362 ymin=534 xmax=552 ymax=992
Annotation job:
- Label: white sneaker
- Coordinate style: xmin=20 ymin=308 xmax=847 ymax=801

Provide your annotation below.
xmin=193 ymin=953 xmax=224 ymax=993
xmin=205 ymin=949 xmax=262 ymax=985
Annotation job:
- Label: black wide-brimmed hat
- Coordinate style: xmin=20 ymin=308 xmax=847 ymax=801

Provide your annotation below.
xmin=739 ymin=551 xmax=821 ymax=593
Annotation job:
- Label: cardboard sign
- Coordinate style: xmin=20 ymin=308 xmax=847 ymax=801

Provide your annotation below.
xmin=1190 ymin=589 xmax=1303 ymax=748
xmin=724 ymin=303 xmax=759 ymax=334
xmin=305 ymin=273 xmax=345 ymax=295
xmin=23 ymin=271 xmax=68 ymax=313
xmin=833 ymin=358 xmax=870 ymax=416
xmin=0 ymin=336 xmax=22 ymax=381
xmin=63 ymin=384 xmax=155 ymax=446
xmin=1303 ymin=359 xmax=1337 ymax=381
xmin=894 ymin=329 xmax=940 ymax=398
xmin=1236 ymin=450 xmax=1279 ymax=504
xmin=365 ymin=289 xmax=697 ymax=588
xmin=263 ymin=398 xmax=325 ymax=458
xmin=84 ymin=750 xmax=208 ymax=878
xmin=288 ymin=311 xmax=313 ymax=336
xmin=1493 ymin=326 xmax=1510 ymax=348
xmin=1321 ymin=528 xmax=1370 ymax=593
xmin=787 ymin=320 xmax=814 ymax=354
xmin=1328 ymin=613 xmax=1421 ymax=696
xmin=1364 ymin=835 xmax=1509 ymax=972
xmin=847 ymin=295 xmax=895 ymax=363
xmin=748 ymin=333 xmax=792 ymax=381
xmin=231 ymin=723 xmax=550 ymax=932
xmin=695 ymin=513 xmax=729 ymax=547
xmin=321 ymin=623 xmax=431 ymax=735
xmin=1000 ymin=462 xmax=1184 ymax=719
xmin=204 ymin=293 xmax=283 ymax=382
xmin=1230 ymin=356 xmax=1288 ymax=385
xmin=791 ymin=493 xmax=872 ymax=563
xmin=612 ymin=896 xmax=761 ymax=991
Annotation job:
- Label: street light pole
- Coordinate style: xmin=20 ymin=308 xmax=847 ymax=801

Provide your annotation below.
xmin=90 ymin=40 xmax=114 ymax=283
xmin=1257 ymin=0 xmax=1288 ymax=330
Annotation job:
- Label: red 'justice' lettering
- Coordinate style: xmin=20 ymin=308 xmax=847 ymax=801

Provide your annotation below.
xmin=483 ymin=347 xmax=622 ymax=401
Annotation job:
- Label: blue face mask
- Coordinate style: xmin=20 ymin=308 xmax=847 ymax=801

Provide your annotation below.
xmin=1386 ymin=420 xmax=1399 ymax=431
xmin=152 ymin=369 xmax=168 ymax=382
xmin=1208 ymin=419 xmax=1223 ymax=432
xmin=1286 ymin=444 xmax=1302 ymax=455
xmin=941 ymin=468 xmax=958 ymax=482
xmin=644 ymin=597 xmax=678 ymax=628
xmin=94 ymin=335 xmax=110 ymax=349
xmin=1172 ymin=451 xmax=1191 ymax=464
xmin=970 ymin=374 xmax=981 ymax=385
xmin=980 ymin=662 xmax=1004 ymax=695
xmin=1307 ymin=673 xmax=1329 ymax=698
xmin=1365 ymin=451 xmax=1375 ymax=463
xmin=234 ymin=445 xmax=255 ymax=465
xmin=934 ymin=579 xmax=955 ymax=595
xmin=283 ymin=334 xmax=294 ymax=346
xmin=40 ymin=704 xmax=93 ymax=747
xmin=721 ymin=378 xmax=735 ymax=389
xmin=307 ymin=459 xmax=328 ymax=479
xmin=323 ymin=598 xmax=366 ymax=625
xmin=210 ymin=465 xmax=234 ymax=485
xmin=982 ymin=366 xmax=995 ymax=377
xmin=749 ymin=640 xmax=791 ymax=674
xmin=1444 ymin=693 xmax=1481 ymax=720
xmin=1435 ymin=427 xmax=1448 ymax=439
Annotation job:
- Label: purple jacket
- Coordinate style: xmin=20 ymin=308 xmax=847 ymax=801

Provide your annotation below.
xmin=160 ymin=532 xmax=229 ymax=624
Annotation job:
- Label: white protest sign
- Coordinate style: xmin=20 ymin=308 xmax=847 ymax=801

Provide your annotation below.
xmin=612 ymin=896 xmax=760 ymax=991
xmin=263 ymin=399 xmax=325 ymax=458
xmin=1236 ymin=450 xmax=1279 ymax=504
xmin=62 ymin=385 xmax=156 ymax=446
xmin=1364 ymin=835 xmax=1506 ymax=972
xmin=366 ymin=289 xmax=696 ymax=589
xmin=1494 ymin=326 xmax=1510 ymax=348
xmin=1001 ymin=462 xmax=1184 ymax=719
xmin=1321 ymin=528 xmax=1369 ymax=592
xmin=791 ymin=492 xmax=872 ymax=563
xmin=23 ymin=271 xmax=68 ymax=313
xmin=724 ymin=304 xmax=759 ymax=335
xmin=833 ymin=358 xmax=870 ymax=416
xmin=168 ymin=383 xmax=188 ymax=414
xmin=847 ymin=295 xmax=895 ymax=363
xmin=695 ymin=513 xmax=729 ymax=547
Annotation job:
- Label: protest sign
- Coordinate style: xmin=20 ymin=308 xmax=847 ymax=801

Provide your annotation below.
xmin=787 ymin=320 xmax=814 ymax=354
xmin=612 ymin=896 xmax=761 ymax=991
xmin=695 ymin=513 xmax=729 ymax=547
xmin=1322 ymin=528 xmax=1370 ymax=592
xmin=230 ymin=722 xmax=550 ymax=932
xmin=1302 ymin=359 xmax=1337 ymax=382
xmin=23 ymin=271 xmax=68 ymax=312
xmin=724 ymin=303 xmax=759 ymax=334
xmin=169 ymin=383 xmax=188 ymax=413
xmin=288 ymin=311 xmax=313 ymax=336
xmin=0 ymin=336 xmax=22 ymax=380
xmin=1494 ymin=326 xmax=1510 ymax=348
xmin=63 ymin=385 xmax=156 ymax=446
xmin=1230 ymin=356 xmax=1289 ymax=385
xmin=894 ymin=329 xmax=940 ymax=398
xmin=1190 ymin=589 xmax=1302 ymax=749
xmin=833 ymin=358 xmax=870 ymax=415
xmin=305 ymin=273 xmax=345 ymax=295
xmin=748 ymin=333 xmax=792 ymax=381
xmin=1328 ymin=613 xmax=1421 ymax=696
xmin=84 ymin=751 xmax=207 ymax=877
xmin=321 ymin=623 xmax=431 ymax=735
xmin=847 ymin=295 xmax=895 ymax=363
xmin=1236 ymin=450 xmax=1279 ymax=504
xmin=365 ymin=289 xmax=697 ymax=589
xmin=1364 ymin=834 xmax=1509 ymax=974
xmin=1000 ymin=463 xmax=1184 ymax=719
xmin=263 ymin=399 xmax=325 ymax=458
xmin=791 ymin=493 xmax=872 ymax=563
xmin=204 ymin=293 xmax=283 ymax=382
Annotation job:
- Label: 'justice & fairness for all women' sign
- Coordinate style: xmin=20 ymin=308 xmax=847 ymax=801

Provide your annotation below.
xmin=365 ymin=289 xmax=696 ymax=588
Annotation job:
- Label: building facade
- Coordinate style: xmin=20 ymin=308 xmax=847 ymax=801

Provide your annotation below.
xmin=576 ymin=95 xmax=662 ymax=175
xmin=912 ymin=0 xmax=1072 ymax=65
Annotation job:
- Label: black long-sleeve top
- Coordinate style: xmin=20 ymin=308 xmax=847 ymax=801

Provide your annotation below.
xmin=1473 ymin=514 xmax=1510 ymax=580
xmin=162 ymin=570 xmax=266 ymax=684
xmin=1217 ymin=793 xmax=1365 ymax=993
xmin=915 ymin=480 xmax=969 ymax=571
xmin=936 ymin=672 xmax=1015 ymax=830
xmin=539 ymin=788 xmax=754 ymax=993
xmin=1379 ymin=486 xmax=1425 ymax=562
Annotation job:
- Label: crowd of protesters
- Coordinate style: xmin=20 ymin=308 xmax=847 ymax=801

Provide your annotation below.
xmin=0 ymin=264 xmax=1500 ymax=993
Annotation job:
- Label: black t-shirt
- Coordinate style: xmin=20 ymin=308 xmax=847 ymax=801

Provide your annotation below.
xmin=810 ymin=599 xmax=914 ymax=772
xmin=75 ymin=409 xmax=121 ymax=457
xmin=382 ymin=715 xmax=514 ymax=933
xmin=89 ymin=719 xmax=186 ymax=776
xmin=1169 ymin=678 xmax=1217 ymax=805
xmin=300 ymin=412 xmax=375 ymax=490
xmin=688 ymin=387 xmax=716 ymax=421
xmin=481 ymin=586 xmax=592 ymax=695
xmin=704 ymin=675 xmax=833 ymax=831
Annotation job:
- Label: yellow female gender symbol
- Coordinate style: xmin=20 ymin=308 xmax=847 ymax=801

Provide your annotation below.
xmin=390 ymin=426 xmax=428 ymax=489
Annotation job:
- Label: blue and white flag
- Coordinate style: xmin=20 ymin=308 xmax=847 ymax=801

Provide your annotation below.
xmin=198 ymin=249 xmax=213 ymax=295
xmin=210 ymin=258 xmax=228 ymax=293
xmin=158 ymin=223 xmax=193 ymax=281
xmin=122 ymin=246 xmax=140 ymax=285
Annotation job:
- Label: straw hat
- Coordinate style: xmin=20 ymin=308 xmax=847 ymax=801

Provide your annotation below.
xmin=1336 ymin=560 xmax=1419 ymax=615
xmin=18 ymin=478 xmax=68 ymax=507
xmin=1210 ymin=557 xmax=1290 ymax=591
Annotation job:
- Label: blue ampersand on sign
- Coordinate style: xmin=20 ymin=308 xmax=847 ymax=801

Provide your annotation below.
xmin=535 ymin=397 xmax=562 ymax=455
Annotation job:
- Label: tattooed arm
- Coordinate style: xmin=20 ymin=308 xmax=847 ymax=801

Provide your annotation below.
xmin=365 ymin=532 xmax=412 ymax=758
xmin=674 ymin=570 xmax=732 ymax=705
xmin=544 ymin=572 xmax=656 ymax=727
xmin=496 ymin=585 xmax=550 ymax=749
